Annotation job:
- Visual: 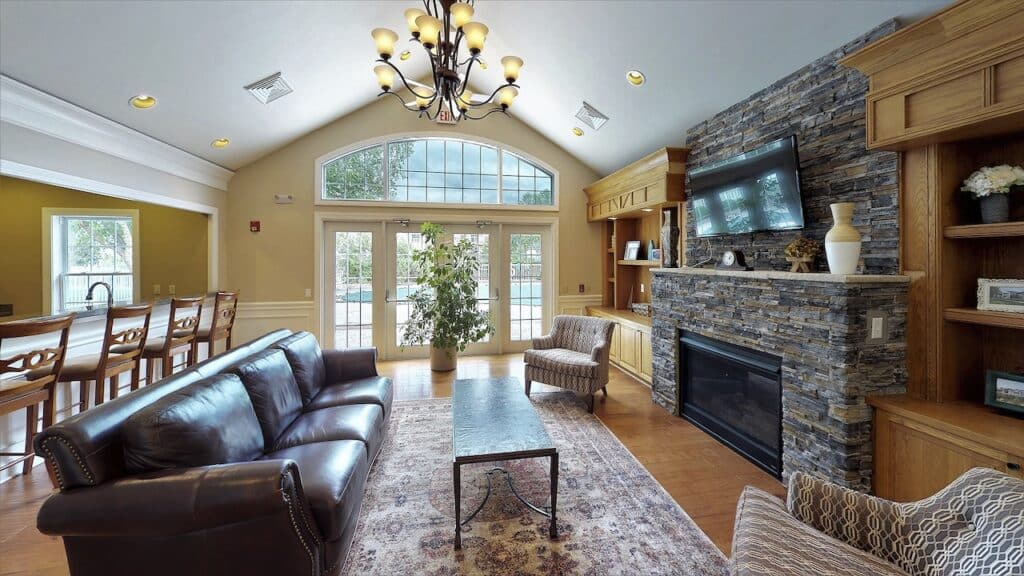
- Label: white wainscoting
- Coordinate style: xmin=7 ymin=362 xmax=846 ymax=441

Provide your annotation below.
xmin=232 ymin=301 xmax=317 ymax=345
xmin=556 ymin=294 xmax=604 ymax=317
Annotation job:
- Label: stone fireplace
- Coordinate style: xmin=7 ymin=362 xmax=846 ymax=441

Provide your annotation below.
xmin=651 ymin=268 xmax=909 ymax=491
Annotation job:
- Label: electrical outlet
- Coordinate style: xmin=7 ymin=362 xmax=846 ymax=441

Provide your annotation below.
xmin=866 ymin=310 xmax=887 ymax=343
xmin=578 ymin=283 xmax=584 ymax=293
xmin=168 ymin=284 xmax=176 ymax=295
xmin=304 ymin=288 xmax=312 ymax=298
xmin=640 ymin=283 xmax=645 ymax=293
xmin=152 ymin=284 xmax=161 ymax=295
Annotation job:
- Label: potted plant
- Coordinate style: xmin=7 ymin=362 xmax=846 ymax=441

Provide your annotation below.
xmin=961 ymin=164 xmax=1024 ymax=224
xmin=402 ymin=223 xmax=495 ymax=371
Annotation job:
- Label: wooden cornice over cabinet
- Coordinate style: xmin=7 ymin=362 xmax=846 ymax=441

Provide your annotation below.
xmin=840 ymin=0 xmax=1024 ymax=150
xmin=584 ymin=147 xmax=689 ymax=222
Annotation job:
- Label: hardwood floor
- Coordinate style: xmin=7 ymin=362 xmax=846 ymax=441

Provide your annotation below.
xmin=0 ymin=354 xmax=783 ymax=575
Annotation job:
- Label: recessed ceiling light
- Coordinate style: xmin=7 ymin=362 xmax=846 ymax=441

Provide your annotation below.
xmin=641 ymin=208 xmax=654 ymax=212
xmin=608 ymin=217 xmax=617 ymax=221
xmin=129 ymin=94 xmax=157 ymax=109
xmin=400 ymin=50 xmax=412 ymax=61
xmin=572 ymin=127 xmax=584 ymax=137
xmin=626 ymin=70 xmax=646 ymax=86
xmin=211 ymin=138 xmax=231 ymax=149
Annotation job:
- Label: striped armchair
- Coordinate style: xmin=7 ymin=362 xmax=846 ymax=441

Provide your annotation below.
xmin=731 ymin=467 xmax=1024 ymax=576
xmin=524 ymin=315 xmax=615 ymax=413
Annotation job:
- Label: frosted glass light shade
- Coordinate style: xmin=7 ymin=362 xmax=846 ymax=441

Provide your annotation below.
xmin=457 ymin=90 xmax=473 ymax=110
xmin=500 ymin=56 xmax=523 ymax=82
xmin=461 ymin=22 xmax=488 ymax=53
xmin=374 ymin=65 xmax=395 ymax=91
xmin=415 ymin=93 xmax=433 ymax=109
xmin=371 ymin=28 xmax=399 ymax=58
xmin=404 ymin=8 xmax=425 ymax=33
xmin=450 ymin=3 xmax=474 ymax=28
xmin=415 ymin=15 xmax=442 ymax=47
xmin=498 ymin=86 xmax=518 ymax=108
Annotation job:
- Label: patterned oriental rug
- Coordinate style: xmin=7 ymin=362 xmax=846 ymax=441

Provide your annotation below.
xmin=340 ymin=392 xmax=728 ymax=575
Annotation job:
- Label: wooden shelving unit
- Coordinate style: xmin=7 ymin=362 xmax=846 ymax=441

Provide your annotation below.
xmin=944 ymin=222 xmax=1024 ymax=239
xmin=944 ymin=308 xmax=1024 ymax=330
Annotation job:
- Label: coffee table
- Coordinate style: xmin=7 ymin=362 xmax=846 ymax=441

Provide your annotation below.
xmin=452 ymin=377 xmax=558 ymax=549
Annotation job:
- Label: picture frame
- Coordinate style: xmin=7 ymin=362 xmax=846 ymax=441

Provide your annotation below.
xmin=984 ymin=370 xmax=1024 ymax=416
xmin=976 ymin=278 xmax=1024 ymax=313
xmin=651 ymin=248 xmax=662 ymax=262
xmin=624 ymin=241 xmax=641 ymax=260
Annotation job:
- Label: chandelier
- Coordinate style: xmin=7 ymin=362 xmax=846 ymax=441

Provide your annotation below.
xmin=371 ymin=0 xmax=523 ymax=121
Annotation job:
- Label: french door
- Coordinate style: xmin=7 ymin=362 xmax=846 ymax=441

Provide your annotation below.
xmin=325 ymin=220 xmax=551 ymax=359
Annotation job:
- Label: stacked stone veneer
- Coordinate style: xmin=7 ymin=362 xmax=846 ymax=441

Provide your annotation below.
xmin=651 ymin=270 xmax=908 ymax=492
xmin=684 ymin=20 xmax=900 ymax=274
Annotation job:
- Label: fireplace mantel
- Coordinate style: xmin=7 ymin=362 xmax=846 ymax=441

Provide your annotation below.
xmin=650 ymin=268 xmax=909 ymax=491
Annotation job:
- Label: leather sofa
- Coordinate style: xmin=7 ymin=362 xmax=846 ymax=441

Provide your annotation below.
xmin=33 ymin=330 xmax=392 ymax=576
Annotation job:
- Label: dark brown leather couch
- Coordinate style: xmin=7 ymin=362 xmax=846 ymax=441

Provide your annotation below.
xmin=33 ymin=330 xmax=392 ymax=576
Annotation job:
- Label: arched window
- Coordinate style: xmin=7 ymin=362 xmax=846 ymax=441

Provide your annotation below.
xmin=319 ymin=137 xmax=555 ymax=206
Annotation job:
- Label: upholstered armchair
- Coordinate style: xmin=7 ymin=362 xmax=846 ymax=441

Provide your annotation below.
xmin=730 ymin=467 xmax=1024 ymax=576
xmin=524 ymin=315 xmax=616 ymax=412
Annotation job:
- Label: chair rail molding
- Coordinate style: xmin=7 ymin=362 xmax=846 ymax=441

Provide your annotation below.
xmin=233 ymin=301 xmax=317 ymax=344
xmin=0 ymin=75 xmax=234 ymax=191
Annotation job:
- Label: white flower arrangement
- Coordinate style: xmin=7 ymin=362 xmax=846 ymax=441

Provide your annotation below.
xmin=961 ymin=164 xmax=1024 ymax=199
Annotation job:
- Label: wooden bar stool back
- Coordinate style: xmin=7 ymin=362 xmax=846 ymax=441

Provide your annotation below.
xmin=41 ymin=304 xmax=152 ymax=411
xmin=122 ymin=297 xmax=203 ymax=386
xmin=198 ymin=291 xmax=238 ymax=358
xmin=0 ymin=313 xmax=75 ymax=475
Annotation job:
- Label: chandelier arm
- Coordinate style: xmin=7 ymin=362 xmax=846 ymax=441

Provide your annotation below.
xmin=461 ymin=106 xmax=510 ymax=121
xmin=379 ymin=59 xmax=438 ymax=101
xmin=466 ymin=82 xmax=519 ymax=107
xmin=457 ymin=57 xmax=476 ymax=99
xmin=378 ymin=90 xmax=418 ymax=111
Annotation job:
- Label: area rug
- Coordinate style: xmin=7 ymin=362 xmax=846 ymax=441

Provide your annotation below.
xmin=340 ymin=392 xmax=728 ymax=575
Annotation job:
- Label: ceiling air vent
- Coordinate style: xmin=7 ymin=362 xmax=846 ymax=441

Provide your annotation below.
xmin=244 ymin=72 xmax=293 ymax=104
xmin=575 ymin=101 xmax=609 ymax=131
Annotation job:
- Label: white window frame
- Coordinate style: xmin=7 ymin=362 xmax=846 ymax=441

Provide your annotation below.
xmin=41 ymin=207 xmax=141 ymax=314
xmin=314 ymin=132 xmax=559 ymax=212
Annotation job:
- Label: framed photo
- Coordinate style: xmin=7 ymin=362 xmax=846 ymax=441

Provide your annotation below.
xmin=624 ymin=241 xmax=641 ymax=260
xmin=651 ymin=248 xmax=662 ymax=262
xmin=985 ymin=370 xmax=1024 ymax=416
xmin=977 ymin=278 xmax=1024 ymax=313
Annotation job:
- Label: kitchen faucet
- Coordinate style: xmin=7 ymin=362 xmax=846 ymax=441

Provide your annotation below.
xmin=85 ymin=281 xmax=114 ymax=311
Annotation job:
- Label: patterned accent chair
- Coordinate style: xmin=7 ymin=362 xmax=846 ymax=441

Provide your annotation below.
xmin=730 ymin=467 xmax=1024 ymax=576
xmin=524 ymin=315 xmax=615 ymax=413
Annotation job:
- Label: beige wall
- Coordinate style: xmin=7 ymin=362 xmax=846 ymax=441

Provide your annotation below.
xmin=226 ymin=96 xmax=603 ymax=304
xmin=0 ymin=176 xmax=209 ymax=320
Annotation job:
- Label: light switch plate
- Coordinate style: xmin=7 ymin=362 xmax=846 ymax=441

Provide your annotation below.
xmin=866 ymin=310 xmax=887 ymax=343
xmin=304 ymin=288 xmax=312 ymax=298
xmin=168 ymin=284 xmax=176 ymax=295
xmin=152 ymin=284 xmax=161 ymax=295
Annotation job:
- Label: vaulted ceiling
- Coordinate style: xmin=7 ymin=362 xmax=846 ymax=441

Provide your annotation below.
xmin=0 ymin=0 xmax=949 ymax=177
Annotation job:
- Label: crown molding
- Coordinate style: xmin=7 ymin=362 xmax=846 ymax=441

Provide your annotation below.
xmin=0 ymin=75 xmax=234 ymax=190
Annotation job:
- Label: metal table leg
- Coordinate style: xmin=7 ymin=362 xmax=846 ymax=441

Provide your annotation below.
xmin=550 ymin=452 xmax=559 ymax=539
xmin=454 ymin=462 xmax=462 ymax=549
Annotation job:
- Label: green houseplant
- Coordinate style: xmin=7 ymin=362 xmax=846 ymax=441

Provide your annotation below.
xmin=402 ymin=223 xmax=494 ymax=371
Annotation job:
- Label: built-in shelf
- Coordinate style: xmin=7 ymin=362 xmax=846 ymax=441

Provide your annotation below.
xmin=944 ymin=222 xmax=1024 ymax=239
xmin=943 ymin=308 xmax=1024 ymax=330
xmin=617 ymin=260 xmax=661 ymax=267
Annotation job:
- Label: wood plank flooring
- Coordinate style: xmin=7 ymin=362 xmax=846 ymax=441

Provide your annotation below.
xmin=0 ymin=354 xmax=784 ymax=575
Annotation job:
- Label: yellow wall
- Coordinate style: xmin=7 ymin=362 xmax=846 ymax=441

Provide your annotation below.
xmin=226 ymin=95 xmax=603 ymax=302
xmin=0 ymin=175 xmax=209 ymax=319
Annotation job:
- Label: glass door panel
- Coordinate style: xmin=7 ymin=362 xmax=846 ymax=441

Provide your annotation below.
xmin=451 ymin=226 xmax=498 ymax=355
xmin=387 ymin=226 xmax=429 ymax=358
xmin=325 ymin=223 xmax=382 ymax=350
xmin=504 ymin=226 xmax=550 ymax=352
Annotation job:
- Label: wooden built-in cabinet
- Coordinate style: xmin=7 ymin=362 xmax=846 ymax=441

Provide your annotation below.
xmin=587 ymin=306 xmax=652 ymax=385
xmin=584 ymin=147 xmax=688 ymax=222
xmin=843 ymin=0 xmax=1024 ymax=501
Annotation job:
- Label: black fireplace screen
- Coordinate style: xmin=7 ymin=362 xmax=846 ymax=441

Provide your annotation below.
xmin=679 ymin=331 xmax=782 ymax=478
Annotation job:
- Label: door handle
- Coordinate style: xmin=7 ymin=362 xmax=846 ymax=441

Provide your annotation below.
xmin=485 ymin=288 xmax=500 ymax=301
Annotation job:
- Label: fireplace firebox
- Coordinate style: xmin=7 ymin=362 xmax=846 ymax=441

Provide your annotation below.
xmin=679 ymin=331 xmax=782 ymax=478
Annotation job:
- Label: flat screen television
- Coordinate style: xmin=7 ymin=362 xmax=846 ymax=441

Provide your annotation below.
xmin=689 ymin=136 xmax=805 ymax=237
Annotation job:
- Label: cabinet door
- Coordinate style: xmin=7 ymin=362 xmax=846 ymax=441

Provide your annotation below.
xmin=609 ymin=321 xmax=621 ymax=361
xmin=639 ymin=330 xmax=652 ymax=381
xmin=619 ymin=325 xmax=639 ymax=372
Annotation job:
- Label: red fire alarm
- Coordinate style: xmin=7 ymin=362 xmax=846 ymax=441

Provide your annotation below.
xmin=249 ymin=220 xmax=261 ymax=233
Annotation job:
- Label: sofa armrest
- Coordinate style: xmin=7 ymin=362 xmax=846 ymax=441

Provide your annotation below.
xmin=323 ymin=347 xmax=379 ymax=383
xmin=531 ymin=334 xmax=556 ymax=350
xmin=37 ymin=460 xmax=321 ymax=542
xmin=787 ymin=471 xmax=900 ymax=560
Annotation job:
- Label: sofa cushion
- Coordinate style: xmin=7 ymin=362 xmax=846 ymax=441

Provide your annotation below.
xmin=730 ymin=486 xmax=907 ymax=576
xmin=122 ymin=374 xmax=264 ymax=474
xmin=273 ymin=332 xmax=326 ymax=405
xmin=306 ymin=376 xmax=393 ymax=417
xmin=274 ymin=404 xmax=384 ymax=460
xmin=230 ymin=348 xmax=304 ymax=449
xmin=261 ymin=440 xmax=368 ymax=541
xmin=524 ymin=348 xmax=598 ymax=378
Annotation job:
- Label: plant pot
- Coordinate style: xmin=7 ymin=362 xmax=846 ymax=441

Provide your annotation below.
xmin=979 ymin=194 xmax=1010 ymax=224
xmin=825 ymin=202 xmax=862 ymax=275
xmin=430 ymin=345 xmax=457 ymax=372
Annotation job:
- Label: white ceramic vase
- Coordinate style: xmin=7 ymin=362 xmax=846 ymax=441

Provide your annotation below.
xmin=825 ymin=202 xmax=862 ymax=275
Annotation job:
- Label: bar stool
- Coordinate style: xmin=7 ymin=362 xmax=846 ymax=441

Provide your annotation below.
xmin=114 ymin=297 xmax=203 ymax=386
xmin=197 ymin=291 xmax=238 ymax=359
xmin=32 ymin=304 xmax=152 ymax=412
xmin=0 ymin=313 xmax=75 ymax=475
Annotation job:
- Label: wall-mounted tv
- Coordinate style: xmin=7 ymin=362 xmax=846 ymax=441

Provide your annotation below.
xmin=690 ymin=136 xmax=805 ymax=237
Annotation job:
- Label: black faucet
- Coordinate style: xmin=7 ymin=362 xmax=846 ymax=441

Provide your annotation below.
xmin=85 ymin=281 xmax=114 ymax=311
